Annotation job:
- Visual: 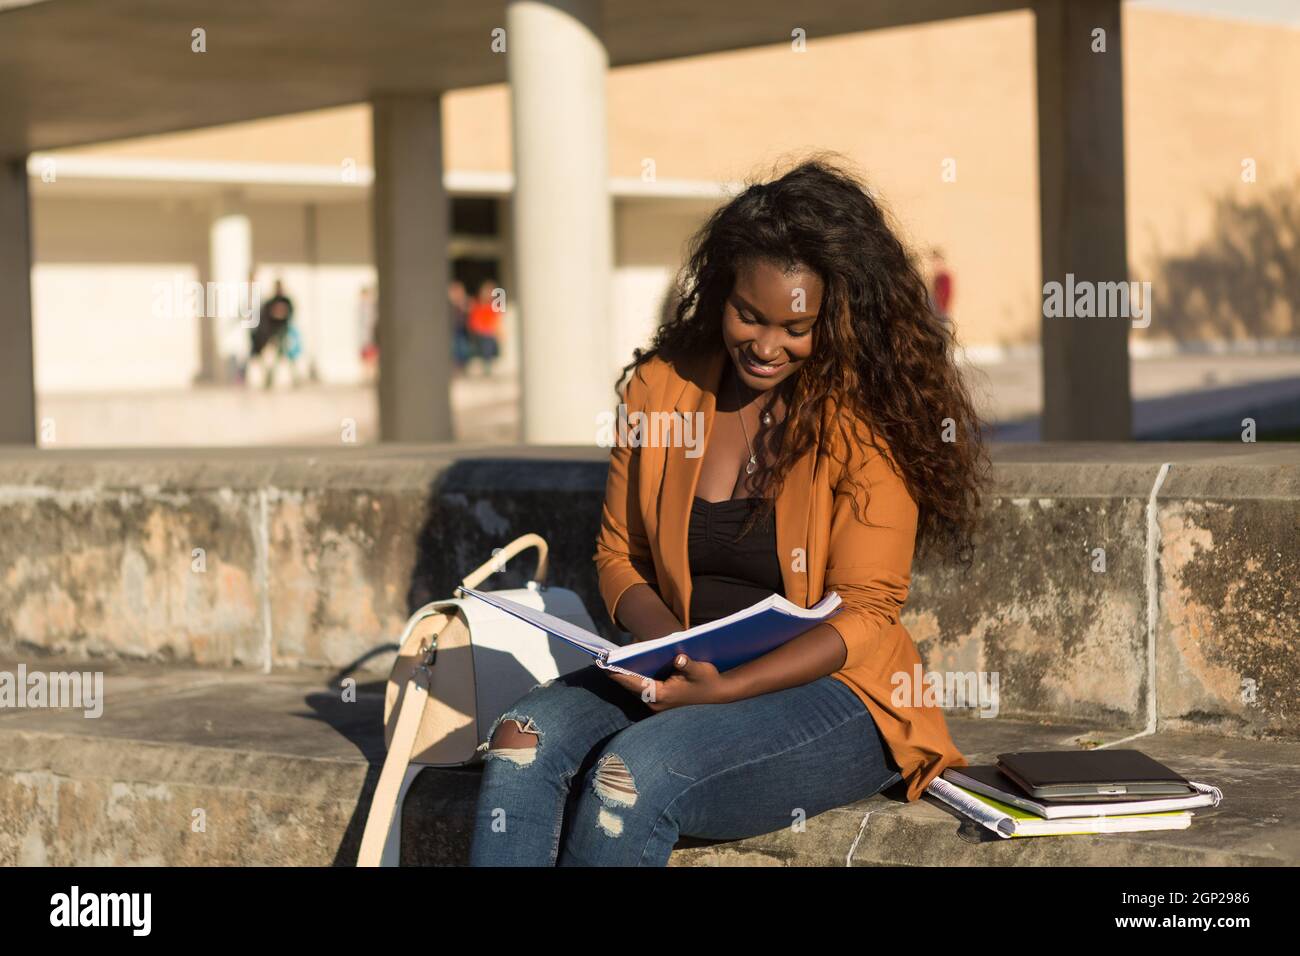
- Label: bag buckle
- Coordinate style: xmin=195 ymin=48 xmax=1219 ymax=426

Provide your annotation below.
xmin=417 ymin=636 xmax=437 ymax=672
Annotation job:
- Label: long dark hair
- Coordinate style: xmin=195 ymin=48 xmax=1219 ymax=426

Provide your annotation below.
xmin=616 ymin=153 xmax=988 ymax=565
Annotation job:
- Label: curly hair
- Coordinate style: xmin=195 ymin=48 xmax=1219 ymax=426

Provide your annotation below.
xmin=615 ymin=153 xmax=989 ymax=565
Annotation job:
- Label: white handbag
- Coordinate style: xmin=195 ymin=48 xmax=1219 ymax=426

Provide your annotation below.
xmin=356 ymin=533 xmax=597 ymax=866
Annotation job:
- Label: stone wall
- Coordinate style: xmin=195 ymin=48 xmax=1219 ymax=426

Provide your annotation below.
xmin=0 ymin=443 xmax=1295 ymax=738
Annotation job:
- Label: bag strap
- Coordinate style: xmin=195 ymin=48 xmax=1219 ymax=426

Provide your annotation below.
xmin=460 ymin=533 xmax=548 ymax=590
xmin=356 ymin=663 xmax=432 ymax=867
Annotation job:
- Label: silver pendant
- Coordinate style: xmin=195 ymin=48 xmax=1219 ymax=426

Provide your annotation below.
xmin=761 ymin=411 xmax=773 ymax=426
xmin=745 ymin=457 xmax=757 ymax=474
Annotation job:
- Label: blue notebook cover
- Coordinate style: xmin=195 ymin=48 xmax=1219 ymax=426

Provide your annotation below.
xmin=605 ymin=598 xmax=843 ymax=679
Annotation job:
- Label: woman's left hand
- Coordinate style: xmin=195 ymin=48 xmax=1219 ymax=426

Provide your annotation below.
xmin=605 ymin=654 xmax=733 ymax=711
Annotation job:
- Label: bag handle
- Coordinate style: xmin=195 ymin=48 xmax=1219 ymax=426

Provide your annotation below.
xmin=460 ymin=533 xmax=548 ymax=590
xmin=357 ymin=664 xmax=432 ymax=867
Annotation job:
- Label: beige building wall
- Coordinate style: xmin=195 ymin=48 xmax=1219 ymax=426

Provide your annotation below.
xmin=30 ymin=193 xmax=376 ymax=391
xmin=604 ymin=10 xmax=1042 ymax=350
xmin=1124 ymin=9 xmax=1300 ymax=342
xmin=35 ymin=5 xmax=1300 ymax=392
xmin=32 ymin=195 xmax=207 ymax=391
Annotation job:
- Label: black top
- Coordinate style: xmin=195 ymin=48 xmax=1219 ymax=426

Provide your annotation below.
xmin=687 ymin=495 xmax=785 ymax=627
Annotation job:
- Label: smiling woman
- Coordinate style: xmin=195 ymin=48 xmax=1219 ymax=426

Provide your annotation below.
xmin=468 ymin=153 xmax=990 ymax=868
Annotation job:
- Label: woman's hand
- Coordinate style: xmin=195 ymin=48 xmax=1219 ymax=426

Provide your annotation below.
xmin=604 ymin=654 xmax=733 ymax=711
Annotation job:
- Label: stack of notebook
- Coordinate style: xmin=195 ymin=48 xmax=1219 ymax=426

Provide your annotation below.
xmin=926 ymin=749 xmax=1223 ymax=839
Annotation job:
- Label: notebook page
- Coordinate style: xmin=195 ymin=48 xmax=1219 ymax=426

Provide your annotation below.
xmin=458 ymin=587 xmax=620 ymax=657
xmin=926 ymin=777 xmax=1014 ymax=838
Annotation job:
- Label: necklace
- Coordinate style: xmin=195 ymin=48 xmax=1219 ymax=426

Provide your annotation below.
xmin=731 ymin=368 xmax=777 ymax=475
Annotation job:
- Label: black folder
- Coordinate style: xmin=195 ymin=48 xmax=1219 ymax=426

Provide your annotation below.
xmin=995 ymin=749 xmax=1197 ymax=799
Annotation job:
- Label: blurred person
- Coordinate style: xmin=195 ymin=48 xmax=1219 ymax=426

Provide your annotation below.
xmin=247 ymin=278 xmax=295 ymax=388
xmin=281 ymin=320 xmax=313 ymax=385
xmin=466 ymin=278 xmax=502 ymax=375
xmin=250 ymin=278 xmax=294 ymax=357
xmin=449 ymin=279 xmax=472 ymax=373
xmin=927 ymin=248 xmax=954 ymax=332
xmin=358 ymin=284 xmax=379 ymax=383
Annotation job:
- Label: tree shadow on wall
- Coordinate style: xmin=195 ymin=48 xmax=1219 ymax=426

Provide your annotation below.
xmin=1151 ymin=179 xmax=1299 ymax=342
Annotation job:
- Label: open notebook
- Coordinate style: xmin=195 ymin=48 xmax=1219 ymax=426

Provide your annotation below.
xmin=458 ymin=586 xmax=842 ymax=680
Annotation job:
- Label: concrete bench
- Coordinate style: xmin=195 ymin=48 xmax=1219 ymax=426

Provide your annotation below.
xmin=1 ymin=656 xmax=1294 ymax=866
xmin=1 ymin=442 xmax=1296 ymax=864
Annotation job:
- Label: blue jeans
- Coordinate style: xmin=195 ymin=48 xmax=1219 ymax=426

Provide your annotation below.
xmin=468 ymin=666 xmax=902 ymax=866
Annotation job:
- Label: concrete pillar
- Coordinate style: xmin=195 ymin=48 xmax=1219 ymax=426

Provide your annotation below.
xmin=507 ymin=0 xmax=614 ymax=443
xmin=204 ymin=195 xmax=252 ymax=383
xmin=0 ymin=158 xmax=35 ymax=444
xmin=1035 ymin=0 xmax=1132 ymax=439
xmin=371 ymin=94 xmax=453 ymax=442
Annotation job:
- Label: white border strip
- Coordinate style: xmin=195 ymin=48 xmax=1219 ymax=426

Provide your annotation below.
xmin=255 ymin=487 xmax=274 ymax=674
xmin=27 ymin=153 xmax=740 ymax=200
xmin=1097 ymin=460 xmax=1172 ymax=749
xmin=29 ymin=153 xmax=373 ymax=188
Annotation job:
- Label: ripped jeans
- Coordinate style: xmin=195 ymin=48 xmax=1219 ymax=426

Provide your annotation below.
xmin=468 ymin=665 xmax=902 ymax=866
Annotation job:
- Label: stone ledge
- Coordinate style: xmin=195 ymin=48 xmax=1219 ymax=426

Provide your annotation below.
xmin=0 ymin=659 xmax=1295 ymax=866
xmin=1 ymin=442 xmax=1295 ymax=739
xmin=1 ymin=441 xmax=1296 ymax=495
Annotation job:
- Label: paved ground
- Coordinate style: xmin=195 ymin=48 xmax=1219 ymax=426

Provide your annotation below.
xmin=33 ymin=353 xmax=1300 ymax=447
xmin=971 ymin=352 xmax=1300 ymax=425
xmin=34 ymin=368 xmax=517 ymax=447
xmin=987 ymin=353 xmax=1300 ymax=440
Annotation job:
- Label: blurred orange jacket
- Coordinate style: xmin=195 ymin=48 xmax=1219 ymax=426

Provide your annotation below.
xmin=467 ymin=301 xmax=500 ymax=336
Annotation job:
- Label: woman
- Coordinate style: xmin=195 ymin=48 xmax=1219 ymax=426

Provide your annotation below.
xmin=469 ymin=156 xmax=988 ymax=866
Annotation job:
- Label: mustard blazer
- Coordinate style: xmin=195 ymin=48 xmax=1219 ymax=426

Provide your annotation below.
xmin=593 ymin=344 xmax=968 ymax=802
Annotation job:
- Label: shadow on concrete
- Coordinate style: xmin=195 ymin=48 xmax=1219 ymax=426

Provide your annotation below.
xmin=921 ymin=795 xmax=1001 ymax=846
xmin=403 ymin=457 xmax=614 ymax=632
xmin=993 ymin=373 xmax=1300 ymax=440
